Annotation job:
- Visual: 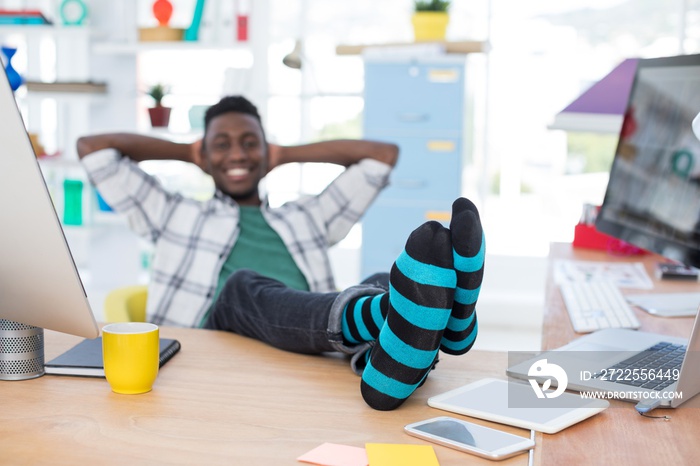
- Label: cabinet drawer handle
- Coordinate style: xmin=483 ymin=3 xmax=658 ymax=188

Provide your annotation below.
xmin=397 ymin=113 xmax=430 ymax=123
xmin=428 ymin=69 xmax=460 ymax=83
xmin=426 ymin=140 xmax=456 ymax=152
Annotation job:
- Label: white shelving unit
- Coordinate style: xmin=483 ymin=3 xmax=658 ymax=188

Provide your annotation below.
xmin=1 ymin=0 xmax=270 ymax=320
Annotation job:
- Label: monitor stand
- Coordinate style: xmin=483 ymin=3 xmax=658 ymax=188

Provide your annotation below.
xmin=0 ymin=319 xmax=45 ymax=380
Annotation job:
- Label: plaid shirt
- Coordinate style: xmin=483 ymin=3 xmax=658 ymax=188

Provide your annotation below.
xmin=81 ymin=149 xmax=391 ymax=327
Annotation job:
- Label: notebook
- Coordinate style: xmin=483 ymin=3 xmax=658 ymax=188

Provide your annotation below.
xmin=506 ymin=308 xmax=700 ymax=409
xmin=45 ymin=337 xmax=181 ymax=377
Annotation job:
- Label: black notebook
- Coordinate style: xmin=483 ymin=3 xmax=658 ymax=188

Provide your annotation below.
xmin=45 ymin=337 xmax=181 ymax=377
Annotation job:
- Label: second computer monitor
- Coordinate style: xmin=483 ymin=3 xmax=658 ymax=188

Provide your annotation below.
xmin=597 ymin=53 xmax=700 ymax=268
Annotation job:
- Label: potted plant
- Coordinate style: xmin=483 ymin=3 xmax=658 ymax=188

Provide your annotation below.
xmin=147 ymin=83 xmax=171 ymax=127
xmin=412 ymin=0 xmax=451 ymax=42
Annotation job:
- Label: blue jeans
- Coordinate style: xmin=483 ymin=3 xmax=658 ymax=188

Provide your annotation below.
xmin=203 ymin=269 xmax=388 ymax=372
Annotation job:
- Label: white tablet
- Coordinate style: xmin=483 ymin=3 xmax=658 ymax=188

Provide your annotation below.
xmin=428 ymin=378 xmax=609 ymax=434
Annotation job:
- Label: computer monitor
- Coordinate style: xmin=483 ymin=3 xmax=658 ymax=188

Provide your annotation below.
xmin=596 ymin=53 xmax=700 ymax=268
xmin=0 ymin=68 xmax=98 ymax=379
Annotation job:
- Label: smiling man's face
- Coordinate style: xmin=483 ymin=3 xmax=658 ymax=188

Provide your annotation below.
xmin=202 ymin=112 xmax=268 ymax=205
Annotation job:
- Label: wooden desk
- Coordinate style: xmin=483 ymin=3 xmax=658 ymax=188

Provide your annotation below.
xmin=536 ymin=243 xmax=700 ymax=466
xmin=6 ymin=244 xmax=698 ymax=465
xmin=0 ymin=327 xmax=531 ymax=465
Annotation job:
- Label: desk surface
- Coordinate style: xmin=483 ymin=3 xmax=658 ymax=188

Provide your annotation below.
xmin=4 ymin=243 xmax=700 ymax=465
xmin=0 ymin=328 xmax=531 ymax=466
xmin=537 ymin=243 xmax=700 ymax=466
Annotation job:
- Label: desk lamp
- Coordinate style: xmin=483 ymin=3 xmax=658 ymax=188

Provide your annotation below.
xmin=693 ymin=111 xmax=700 ymax=141
xmin=549 ymin=58 xmax=638 ymax=133
xmin=283 ymin=40 xmax=303 ymax=69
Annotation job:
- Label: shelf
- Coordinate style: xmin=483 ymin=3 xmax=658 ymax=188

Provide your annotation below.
xmin=141 ymin=127 xmax=203 ymax=142
xmin=23 ymin=81 xmax=107 ymax=103
xmin=0 ymin=24 xmax=90 ymax=39
xmin=548 ymin=112 xmax=623 ymax=134
xmin=92 ymin=40 xmax=252 ymax=55
xmin=335 ymin=40 xmax=489 ymax=56
xmin=38 ymin=156 xmax=83 ymax=170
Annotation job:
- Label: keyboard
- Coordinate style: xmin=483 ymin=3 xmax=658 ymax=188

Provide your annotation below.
xmin=593 ymin=341 xmax=685 ymax=391
xmin=559 ymin=280 xmax=641 ymax=333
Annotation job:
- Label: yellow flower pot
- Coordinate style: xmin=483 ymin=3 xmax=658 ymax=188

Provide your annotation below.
xmin=412 ymin=11 xmax=449 ymax=41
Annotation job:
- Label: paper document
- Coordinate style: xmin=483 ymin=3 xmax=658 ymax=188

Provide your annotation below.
xmin=554 ymin=260 xmax=654 ymax=289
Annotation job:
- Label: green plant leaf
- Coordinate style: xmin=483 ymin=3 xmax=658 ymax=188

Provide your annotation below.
xmin=147 ymin=83 xmax=170 ymax=105
xmin=414 ymin=0 xmax=450 ymax=12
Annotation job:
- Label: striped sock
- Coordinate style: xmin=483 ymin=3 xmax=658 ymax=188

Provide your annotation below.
xmin=440 ymin=197 xmax=484 ymax=355
xmin=360 ymin=221 xmax=456 ymax=411
xmin=342 ymin=294 xmax=389 ymax=344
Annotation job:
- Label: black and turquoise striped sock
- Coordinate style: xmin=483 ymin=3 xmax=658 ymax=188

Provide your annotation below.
xmin=360 ymin=221 xmax=456 ymax=411
xmin=341 ymin=294 xmax=389 ymax=344
xmin=441 ymin=197 xmax=484 ymax=355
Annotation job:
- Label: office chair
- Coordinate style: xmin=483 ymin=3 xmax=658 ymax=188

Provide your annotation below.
xmin=103 ymin=285 xmax=148 ymax=322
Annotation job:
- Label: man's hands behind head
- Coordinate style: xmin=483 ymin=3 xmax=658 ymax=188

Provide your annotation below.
xmin=190 ymin=139 xmax=207 ymax=172
xmin=266 ymin=143 xmax=281 ymax=173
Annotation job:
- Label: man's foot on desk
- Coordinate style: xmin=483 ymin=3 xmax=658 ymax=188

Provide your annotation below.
xmin=360 ymin=221 xmax=456 ymax=411
xmin=441 ymin=197 xmax=484 ymax=355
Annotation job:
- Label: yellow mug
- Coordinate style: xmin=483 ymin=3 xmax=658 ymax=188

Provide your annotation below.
xmin=102 ymin=322 xmax=159 ymax=395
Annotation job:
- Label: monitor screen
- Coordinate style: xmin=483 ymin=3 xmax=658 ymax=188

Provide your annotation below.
xmin=596 ymin=53 xmax=700 ymax=268
xmin=0 ymin=69 xmax=98 ymax=338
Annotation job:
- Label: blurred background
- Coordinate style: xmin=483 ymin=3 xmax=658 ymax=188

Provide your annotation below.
xmin=2 ymin=0 xmax=698 ymax=349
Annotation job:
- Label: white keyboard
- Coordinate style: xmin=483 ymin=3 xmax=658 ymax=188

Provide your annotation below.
xmin=559 ymin=280 xmax=641 ymax=333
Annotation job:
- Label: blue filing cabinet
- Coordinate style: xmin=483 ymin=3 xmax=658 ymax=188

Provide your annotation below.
xmin=361 ymin=56 xmax=467 ymax=277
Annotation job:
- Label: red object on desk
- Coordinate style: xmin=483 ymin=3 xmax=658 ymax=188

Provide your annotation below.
xmin=573 ymin=223 xmax=648 ymax=256
xmin=237 ymin=14 xmax=248 ymax=41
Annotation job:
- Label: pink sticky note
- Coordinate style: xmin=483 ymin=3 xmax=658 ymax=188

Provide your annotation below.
xmin=297 ymin=442 xmax=368 ymax=466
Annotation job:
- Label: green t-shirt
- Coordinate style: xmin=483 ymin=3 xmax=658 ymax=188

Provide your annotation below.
xmin=202 ymin=206 xmax=309 ymax=326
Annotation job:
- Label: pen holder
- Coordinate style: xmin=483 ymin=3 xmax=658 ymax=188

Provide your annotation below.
xmin=0 ymin=319 xmax=45 ymax=380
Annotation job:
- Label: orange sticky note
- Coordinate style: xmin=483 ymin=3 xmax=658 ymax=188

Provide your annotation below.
xmin=297 ymin=442 xmax=368 ymax=466
xmin=365 ymin=443 xmax=440 ymax=466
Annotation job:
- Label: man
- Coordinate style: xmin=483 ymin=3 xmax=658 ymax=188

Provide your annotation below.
xmin=77 ymin=95 xmax=398 ymax=328
xmin=204 ymin=196 xmax=484 ymax=411
xmin=79 ymin=96 xmax=484 ymax=410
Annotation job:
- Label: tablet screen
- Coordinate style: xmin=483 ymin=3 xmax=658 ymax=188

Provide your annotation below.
xmin=428 ymin=378 xmax=608 ymax=433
